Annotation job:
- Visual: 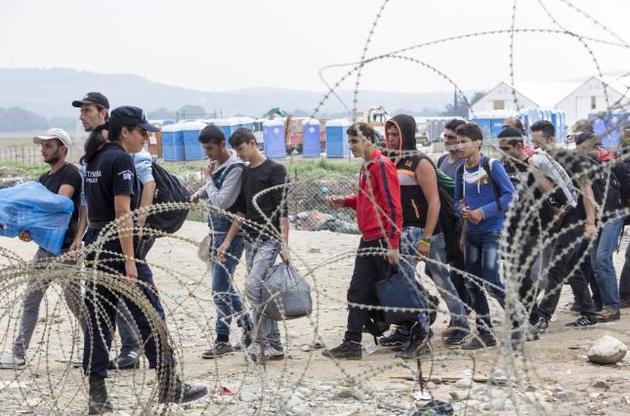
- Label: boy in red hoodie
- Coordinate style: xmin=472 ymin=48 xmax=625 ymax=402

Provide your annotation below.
xmin=322 ymin=122 xmax=403 ymax=360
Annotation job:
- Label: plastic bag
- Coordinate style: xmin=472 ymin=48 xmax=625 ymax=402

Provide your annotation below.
xmin=0 ymin=181 xmax=73 ymax=255
xmin=262 ymin=262 xmax=312 ymax=321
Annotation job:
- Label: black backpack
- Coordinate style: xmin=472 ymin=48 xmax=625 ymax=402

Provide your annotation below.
xmin=144 ymin=162 xmax=190 ymax=235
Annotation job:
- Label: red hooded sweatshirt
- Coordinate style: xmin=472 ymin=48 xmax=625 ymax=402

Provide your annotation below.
xmin=344 ymin=148 xmax=402 ymax=249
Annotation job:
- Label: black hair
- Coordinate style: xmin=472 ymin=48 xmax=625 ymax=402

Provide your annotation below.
xmin=455 ymin=122 xmax=483 ymax=141
xmin=445 ymin=119 xmax=466 ymax=132
xmin=346 ymin=122 xmax=376 ymax=143
xmin=530 ymin=120 xmax=555 ymax=139
xmin=81 ymin=123 xmax=108 ymax=164
xmin=229 ymin=127 xmax=256 ymax=148
xmin=95 ymin=104 xmax=109 ymax=122
xmin=497 ymin=127 xmax=524 ymax=146
xmin=198 ymin=124 xmax=226 ymax=145
xmin=574 ymin=132 xmax=599 ymax=146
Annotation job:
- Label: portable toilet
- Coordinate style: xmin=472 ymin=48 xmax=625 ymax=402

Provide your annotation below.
xmin=325 ymin=119 xmax=350 ymax=158
xmin=589 ymin=112 xmax=629 ymax=150
xmin=263 ymin=119 xmax=286 ymax=158
xmin=239 ymin=117 xmax=256 ymax=131
xmin=181 ymin=120 xmax=207 ymax=161
xmin=216 ymin=118 xmax=240 ymax=146
xmin=303 ymin=119 xmax=321 ymax=158
xmin=162 ymin=123 xmax=185 ymax=162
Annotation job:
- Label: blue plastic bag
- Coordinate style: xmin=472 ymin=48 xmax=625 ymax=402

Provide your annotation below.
xmin=0 ymin=181 xmax=74 ymax=255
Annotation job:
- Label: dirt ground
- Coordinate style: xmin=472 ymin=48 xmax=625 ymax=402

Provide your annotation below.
xmin=1 ymin=221 xmax=629 ymax=415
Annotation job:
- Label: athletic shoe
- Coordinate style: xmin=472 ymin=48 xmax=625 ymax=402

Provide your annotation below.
xmin=529 ymin=316 xmax=548 ymax=337
xmin=247 ymin=344 xmax=285 ymax=362
xmin=395 ymin=337 xmax=432 ymax=359
xmin=0 ymin=351 xmax=26 ymax=370
xmin=378 ymin=328 xmax=410 ymax=347
xmin=597 ymin=308 xmax=621 ymax=322
xmin=321 ymin=341 xmax=362 ymax=360
xmin=201 ymin=342 xmax=234 ymax=359
xmin=88 ymin=376 xmax=113 ymax=414
xmin=461 ymin=332 xmax=496 ymax=350
xmin=108 ymin=350 xmax=139 ymax=370
xmin=444 ymin=329 xmax=469 ymax=346
xmin=565 ymin=314 xmax=597 ymax=328
xmin=159 ymin=379 xmax=208 ymax=404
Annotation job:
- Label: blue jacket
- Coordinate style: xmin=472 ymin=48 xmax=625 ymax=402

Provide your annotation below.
xmin=454 ymin=156 xmax=515 ymax=234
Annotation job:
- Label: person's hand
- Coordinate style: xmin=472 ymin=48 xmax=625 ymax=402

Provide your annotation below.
xmin=190 ymin=193 xmax=200 ymax=203
xmin=68 ymin=239 xmax=83 ymax=259
xmin=18 ymin=230 xmax=32 ymax=242
xmin=386 ymin=248 xmax=399 ymax=265
xmin=216 ymin=241 xmax=231 ymax=262
xmin=280 ymin=246 xmax=290 ymax=263
xmin=461 ymin=206 xmax=471 ymax=220
xmin=326 ymin=195 xmax=345 ymax=209
xmin=203 ymin=160 xmax=218 ymax=178
xmin=468 ymin=209 xmax=484 ymax=225
xmin=124 ymin=259 xmax=138 ymax=286
xmin=584 ymin=222 xmax=597 ymax=240
xmin=417 ymin=238 xmax=431 ymax=257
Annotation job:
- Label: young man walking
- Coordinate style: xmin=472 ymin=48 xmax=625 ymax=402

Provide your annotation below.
xmin=72 ymin=92 xmax=142 ymax=370
xmin=321 ymin=122 xmax=403 ymax=360
xmin=217 ymin=128 xmax=289 ymax=361
xmin=454 ymin=122 xmax=515 ymax=350
xmin=191 ymin=125 xmax=252 ymax=358
xmin=383 ymin=114 xmax=470 ymax=351
xmin=529 ymin=120 xmax=599 ymax=334
xmin=0 ymin=128 xmax=84 ymax=369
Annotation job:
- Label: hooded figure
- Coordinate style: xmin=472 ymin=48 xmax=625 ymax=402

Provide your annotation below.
xmin=385 ymin=114 xmax=441 ymax=233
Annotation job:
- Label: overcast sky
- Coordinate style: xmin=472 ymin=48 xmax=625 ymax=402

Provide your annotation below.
xmin=1 ymin=0 xmax=629 ymax=94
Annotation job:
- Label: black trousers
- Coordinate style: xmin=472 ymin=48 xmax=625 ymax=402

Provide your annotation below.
xmin=345 ymin=239 xmax=396 ymax=343
xmin=82 ymin=227 xmax=175 ymax=394
xmin=538 ymin=223 xmax=596 ymax=320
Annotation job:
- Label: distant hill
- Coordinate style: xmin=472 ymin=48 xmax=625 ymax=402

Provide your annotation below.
xmin=0 ymin=68 xmax=453 ymax=122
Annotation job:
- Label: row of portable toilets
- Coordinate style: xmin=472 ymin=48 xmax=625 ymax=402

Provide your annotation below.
xmin=472 ymin=109 xmax=567 ymax=143
xmin=161 ymin=118 xmax=353 ymax=161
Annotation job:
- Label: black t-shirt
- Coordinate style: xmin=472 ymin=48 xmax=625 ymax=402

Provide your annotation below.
xmin=236 ymin=159 xmax=288 ymax=240
xmin=84 ymin=143 xmax=138 ymax=225
xmin=38 ymin=163 xmax=82 ymax=249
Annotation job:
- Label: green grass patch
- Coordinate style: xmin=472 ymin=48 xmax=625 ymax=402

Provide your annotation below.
xmin=283 ymin=158 xmax=359 ymax=179
xmin=0 ymin=162 xmax=49 ymax=180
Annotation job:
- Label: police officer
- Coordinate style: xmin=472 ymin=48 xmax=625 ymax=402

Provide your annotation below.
xmin=81 ymin=106 xmax=207 ymax=414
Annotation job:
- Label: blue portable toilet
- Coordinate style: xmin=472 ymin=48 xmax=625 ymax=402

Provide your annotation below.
xmin=238 ymin=117 xmax=256 ymax=131
xmin=325 ymin=119 xmax=350 ymax=158
xmin=303 ymin=118 xmax=321 ymax=158
xmin=181 ymin=120 xmax=207 ymax=161
xmin=589 ymin=112 xmax=629 ymax=149
xmin=162 ymin=123 xmax=185 ymax=162
xmin=263 ymin=119 xmax=286 ymax=158
xmin=216 ymin=118 xmax=241 ymax=146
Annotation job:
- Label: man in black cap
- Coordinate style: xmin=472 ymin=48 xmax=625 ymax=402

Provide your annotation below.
xmin=72 ymin=92 xmax=142 ymax=370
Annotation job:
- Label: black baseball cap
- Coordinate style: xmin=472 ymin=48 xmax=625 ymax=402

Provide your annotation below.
xmin=109 ymin=106 xmax=159 ymax=132
xmin=72 ymin=92 xmax=110 ymax=109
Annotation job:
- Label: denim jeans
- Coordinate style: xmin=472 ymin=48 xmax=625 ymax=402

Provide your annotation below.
xmin=400 ymin=226 xmax=469 ymax=331
xmin=621 ymin=235 xmax=630 ymax=302
xmin=211 ymin=228 xmax=245 ymax=338
xmin=590 ymin=218 xmax=623 ymax=311
xmin=578 ymin=239 xmax=601 ymax=309
xmin=245 ymin=238 xmax=282 ymax=349
xmin=464 ymin=231 xmax=505 ymax=333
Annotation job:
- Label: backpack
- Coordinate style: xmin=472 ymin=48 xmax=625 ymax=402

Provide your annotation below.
xmin=144 ymin=162 xmax=190 ymax=235
xmin=456 ymin=156 xmax=503 ymax=211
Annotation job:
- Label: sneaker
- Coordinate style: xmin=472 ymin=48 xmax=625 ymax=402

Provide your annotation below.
xmin=530 ymin=317 xmax=548 ymax=337
xmin=247 ymin=343 xmax=285 ymax=362
xmin=201 ymin=342 xmax=234 ymax=359
xmin=88 ymin=376 xmax=113 ymax=414
xmin=395 ymin=337 xmax=432 ymax=359
xmin=461 ymin=332 xmax=496 ymax=350
xmin=444 ymin=329 xmax=469 ymax=346
xmin=109 ymin=350 xmax=139 ymax=370
xmin=378 ymin=328 xmax=410 ymax=347
xmin=565 ymin=314 xmax=597 ymax=328
xmin=597 ymin=308 xmax=621 ymax=322
xmin=0 ymin=351 xmax=26 ymax=370
xmin=159 ymin=379 xmax=208 ymax=404
xmin=321 ymin=341 xmax=362 ymax=360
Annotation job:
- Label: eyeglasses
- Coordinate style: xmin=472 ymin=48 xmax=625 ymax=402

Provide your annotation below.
xmin=134 ymin=127 xmax=148 ymax=137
